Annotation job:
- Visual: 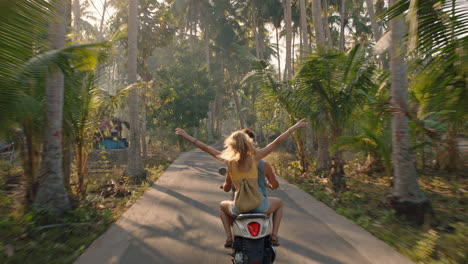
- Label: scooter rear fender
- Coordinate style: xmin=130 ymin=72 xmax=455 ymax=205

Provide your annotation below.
xmin=232 ymin=215 xmax=272 ymax=239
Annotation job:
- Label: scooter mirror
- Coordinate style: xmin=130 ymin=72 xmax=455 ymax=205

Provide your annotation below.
xmin=218 ymin=167 xmax=227 ymax=176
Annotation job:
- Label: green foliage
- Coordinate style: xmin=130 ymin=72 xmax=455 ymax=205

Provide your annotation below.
xmin=402 ymin=224 xmax=468 ymax=264
xmin=0 ymin=204 xmax=113 ymax=264
xmin=331 ymin=89 xmax=393 ymax=177
xmin=272 ymin=150 xmax=467 ymax=264
xmin=0 ymin=141 xmax=176 ymax=263
xmin=382 ymin=0 xmax=467 ymax=172
xmin=296 ymin=45 xmax=377 ymax=131
xmin=152 ymin=41 xmax=215 ymax=128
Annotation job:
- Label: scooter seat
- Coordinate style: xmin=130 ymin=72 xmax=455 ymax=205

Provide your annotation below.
xmin=236 ymin=213 xmax=269 ymax=220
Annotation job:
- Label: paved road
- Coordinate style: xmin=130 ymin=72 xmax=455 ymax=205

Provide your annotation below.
xmin=75 ymin=148 xmax=414 ymax=264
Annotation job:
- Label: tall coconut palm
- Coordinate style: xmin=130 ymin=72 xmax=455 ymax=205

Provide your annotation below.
xmin=384 ymin=0 xmax=467 ymax=172
xmin=1 ymin=0 xmax=109 ymax=204
xmin=386 ymin=0 xmax=430 ymax=223
xmin=311 ymin=0 xmax=326 ymax=47
xmin=365 ymin=0 xmax=381 ymax=43
xmin=310 ymin=0 xmax=331 ymax=171
xmin=71 ymin=0 xmax=99 ymax=42
xmin=283 ymin=0 xmax=292 ymax=80
xmin=339 ymin=0 xmax=347 ymax=51
xmin=98 ymin=0 xmax=108 ymax=41
xmin=126 ymin=0 xmax=145 ymax=177
xmin=299 ymin=0 xmax=309 ymax=56
xmin=322 ymin=0 xmax=334 ymax=47
xmin=34 ymin=0 xmax=71 ymax=210
xmin=264 ymin=0 xmax=283 ymax=81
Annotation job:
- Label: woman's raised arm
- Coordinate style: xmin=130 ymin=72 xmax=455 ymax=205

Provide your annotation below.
xmin=255 ymin=119 xmax=308 ymax=160
xmin=175 ymin=128 xmax=222 ymax=158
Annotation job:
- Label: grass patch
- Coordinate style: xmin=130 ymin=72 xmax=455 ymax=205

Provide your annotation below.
xmin=0 ymin=143 xmax=178 ymax=264
xmin=265 ymin=152 xmax=468 ymax=264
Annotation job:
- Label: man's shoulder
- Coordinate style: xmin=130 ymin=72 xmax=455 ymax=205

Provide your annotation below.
xmin=260 ymin=160 xmax=272 ymax=168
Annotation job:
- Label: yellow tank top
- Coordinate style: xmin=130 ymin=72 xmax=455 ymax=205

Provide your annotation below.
xmin=229 ymin=157 xmax=258 ymax=182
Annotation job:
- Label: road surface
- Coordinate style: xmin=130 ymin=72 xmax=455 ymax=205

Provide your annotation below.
xmin=75 ymin=148 xmax=414 ymax=264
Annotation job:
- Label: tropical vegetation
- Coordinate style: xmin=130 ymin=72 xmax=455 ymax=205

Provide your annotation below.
xmin=0 ymin=0 xmax=466 ymax=263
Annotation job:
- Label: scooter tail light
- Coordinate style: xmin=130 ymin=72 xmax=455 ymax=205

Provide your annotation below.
xmin=247 ymin=222 xmax=261 ymax=237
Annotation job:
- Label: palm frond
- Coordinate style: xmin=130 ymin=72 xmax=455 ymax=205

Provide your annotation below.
xmin=295 ymin=46 xmax=377 ymax=131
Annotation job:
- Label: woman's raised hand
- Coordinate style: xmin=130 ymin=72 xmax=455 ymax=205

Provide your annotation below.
xmin=175 ymin=128 xmax=189 ymax=138
xmin=291 ymin=118 xmax=308 ymax=130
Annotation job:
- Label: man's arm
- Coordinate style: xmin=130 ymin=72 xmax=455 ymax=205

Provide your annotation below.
xmin=264 ymin=162 xmax=279 ymax=189
xmin=256 ymin=119 xmax=307 ymax=160
xmin=222 ymin=171 xmax=232 ymax=192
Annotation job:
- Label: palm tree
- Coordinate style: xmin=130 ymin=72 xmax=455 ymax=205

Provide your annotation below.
xmin=339 ymin=0 xmax=347 ymax=51
xmin=385 ymin=0 xmax=467 ymax=172
xmin=34 ymin=0 xmax=71 ymax=210
xmin=126 ymin=0 xmax=145 ymax=177
xmin=299 ymin=0 xmax=309 ymax=56
xmin=0 ymin=0 xmax=51 ymax=203
xmin=311 ymin=0 xmax=326 ymax=47
xmin=296 ymin=45 xmax=376 ymax=191
xmin=386 ymin=0 xmax=430 ymax=223
xmin=365 ymin=0 xmax=381 ymax=43
xmin=264 ymin=0 xmax=283 ymax=81
xmin=283 ymin=0 xmax=292 ymax=80
xmin=243 ymin=61 xmax=310 ymax=171
xmin=72 ymin=0 xmax=99 ymax=43
xmin=310 ymin=0 xmax=330 ymax=171
xmin=322 ymin=0 xmax=333 ymax=47
xmin=1 ymin=0 xmax=109 ymax=204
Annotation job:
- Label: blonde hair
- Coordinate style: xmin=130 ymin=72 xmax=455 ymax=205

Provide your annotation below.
xmin=219 ymin=130 xmax=256 ymax=166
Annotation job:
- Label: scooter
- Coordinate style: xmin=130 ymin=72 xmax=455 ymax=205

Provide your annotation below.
xmin=219 ymin=168 xmax=277 ymax=264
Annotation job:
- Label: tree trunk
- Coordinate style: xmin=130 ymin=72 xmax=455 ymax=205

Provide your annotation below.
xmin=259 ymin=23 xmax=265 ymax=60
xmin=365 ymin=0 xmax=386 ymax=67
xmin=283 ymin=0 xmax=292 ymax=80
xmin=215 ymin=58 xmax=225 ymax=137
xmin=339 ymin=0 xmax=347 ymax=51
xmin=141 ymin=89 xmax=147 ymax=163
xmin=98 ymin=0 xmax=108 ymax=41
xmin=316 ymin=129 xmax=331 ymax=173
xmin=440 ymin=128 xmax=460 ymax=172
xmin=311 ymin=0 xmax=326 ymax=48
xmin=292 ymin=31 xmax=295 ymax=75
xmin=306 ymin=123 xmax=315 ymax=156
xmin=205 ymin=30 xmax=210 ymax=74
xmin=76 ymin=139 xmax=88 ymax=196
xmin=62 ymin=137 xmax=72 ymax=194
xmin=205 ymin=28 xmax=214 ymax=141
xmin=72 ymin=0 xmax=80 ymax=43
xmin=322 ymin=0 xmax=333 ymax=47
xmin=299 ymin=0 xmax=309 ymax=57
xmin=330 ymin=151 xmax=346 ymax=192
xmin=388 ymin=0 xmax=431 ymax=224
xmin=292 ymin=130 xmax=309 ymax=172
xmin=232 ymin=86 xmax=245 ymax=129
xmin=208 ymin=101 xmax=214 ymax=141
xmin=21 ymin=122 xmax=39 ymax=204
xmin=365 ymin=0 xmax=381 ymax=43
xmin=253 ymin=10 xmax=259 ymax=58
xmin=35 ymin=0 xmax=71 ymax=211
xmin=276 ymin=27 xmax=281 ymax=82
xmin=127 ymin=0 xmax=145 ymax=177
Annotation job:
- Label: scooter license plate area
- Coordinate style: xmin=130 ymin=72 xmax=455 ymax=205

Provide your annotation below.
xmin=233 ymin=238 xmax=267 ymax=264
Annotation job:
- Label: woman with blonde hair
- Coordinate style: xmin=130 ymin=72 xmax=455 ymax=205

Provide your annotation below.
xmin=176 ymin=119 xmax=307 ymax=247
